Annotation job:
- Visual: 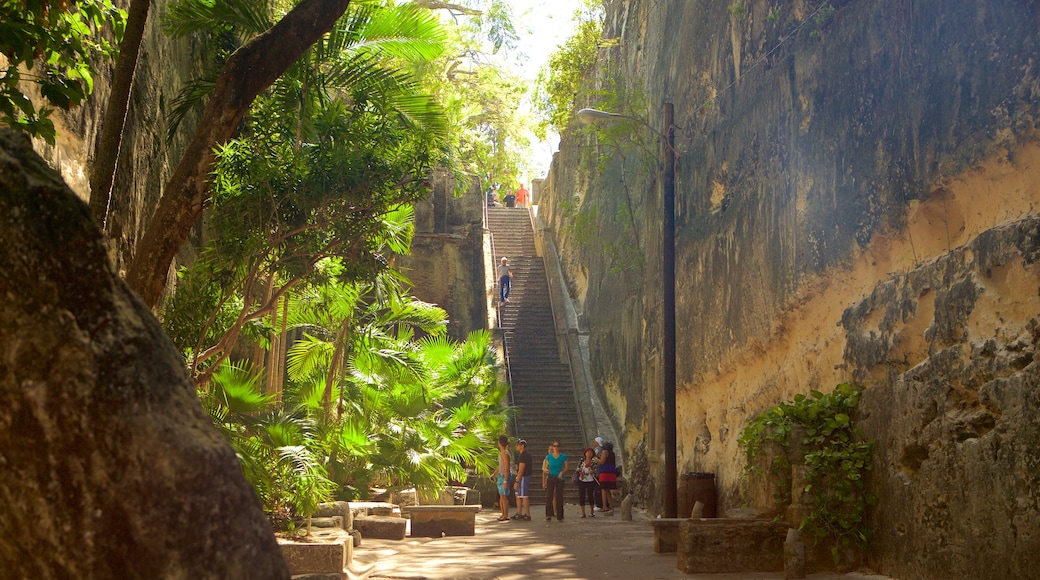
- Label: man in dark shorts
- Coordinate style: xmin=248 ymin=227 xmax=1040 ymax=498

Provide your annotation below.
xmin=512 ymin=439 xmax=533 ymax=520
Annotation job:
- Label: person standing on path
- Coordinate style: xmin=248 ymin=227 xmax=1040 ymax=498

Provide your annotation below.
xmin=597 ymin=441 xmax=617 ymax=514
xmin=515 ymin=184 xmax=530 ymax=208
xmin=497 ymin=257 xmax=512 ymax=304
xmin=512 ymin=439 xmax=533 ymax=520
xmin=542 ymin=440 xmax=569 ymax=521
xmin=491 ymin=435 xmax=511 ymax=522
xmin=592 ymin=437 xmax=605 ymax=509
xmin=575 ymin=448 xmax=599 ymax=518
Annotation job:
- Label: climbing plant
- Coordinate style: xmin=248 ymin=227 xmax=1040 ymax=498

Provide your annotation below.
xmin=738 ymin=382 xmax=877 ymax=562
xmin=0 ymin=0 xmax=126 ymax=143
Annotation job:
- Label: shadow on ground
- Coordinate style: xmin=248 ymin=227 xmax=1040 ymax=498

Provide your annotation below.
xmin=348 ymin=505 xmax=894 ymax=580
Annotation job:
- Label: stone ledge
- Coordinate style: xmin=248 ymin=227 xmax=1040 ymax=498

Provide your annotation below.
xmin=677 ymin=519 xmax=789 ymax=574
xmin=354 ymin=515 xmax=407 ymax=540
xmin=647 ymin=518 xmax=686 ymax=553
xmin=401 ymin=505 xmax=481 ymax=537
xmin=279 ymin=541 xmax=348 ymax=576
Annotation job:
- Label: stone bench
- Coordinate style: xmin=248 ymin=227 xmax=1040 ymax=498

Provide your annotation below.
xmin=353 ymin=515 xmax=407 ymax=540
xmin=279 ymin=540 xmax=349 ymax=577
xmin=676 ymin=519 xmax=790 ymax=574
xmin=401 ymin=505 xmax=481 ymax=537
xmin=348 ymin=501 xmax=399 ymax=517
xmin=647 ymin=518 xmax=686 ymax=553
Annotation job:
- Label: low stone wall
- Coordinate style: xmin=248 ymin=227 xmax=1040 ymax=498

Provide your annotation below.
xmin=401 ymin=505 xmax=481 ymax=537
xmin=676 ymin=519 xmax=789 ymax=574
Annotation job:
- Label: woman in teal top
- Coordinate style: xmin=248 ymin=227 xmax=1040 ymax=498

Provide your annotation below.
xmin=542 ymin=440 xmax=569 ymax=521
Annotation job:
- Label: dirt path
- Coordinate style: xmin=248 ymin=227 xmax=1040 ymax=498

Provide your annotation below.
xmin=347 ymin=506 xmax=893 ymax=580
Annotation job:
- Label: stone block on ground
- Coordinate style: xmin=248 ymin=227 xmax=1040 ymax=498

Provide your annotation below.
xmin=348 ymin=501 xmax=399 ymax=517
xmin=417 ymin=488 xmax=455 ymax=505
xmin=307 ymin=516 xmax=343 ymax=529
xmin=279 ymin=541 xmax=347 ymax=576
xmin=315 ymin=501 xmax=351 ymax=521
xmin=354 ymin=515 xmax=407 ymax=540
xmin=677 ymin=519 xmax=789 ymax=574
xmin=402 ymin=505 xmax=481 ymax=537
xmin=648 ymin=518 xmax=685 ymax=553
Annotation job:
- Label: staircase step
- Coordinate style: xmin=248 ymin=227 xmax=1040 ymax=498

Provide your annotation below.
xmin=488 ymin=206 xmax=587 ymax=480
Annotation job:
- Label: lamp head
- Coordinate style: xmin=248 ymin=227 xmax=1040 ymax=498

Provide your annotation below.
xmin=576 ymin=108 xmax=618 ymax=124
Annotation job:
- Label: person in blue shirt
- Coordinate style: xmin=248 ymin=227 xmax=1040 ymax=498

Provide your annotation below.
xmin=541 ymin=440 xmax=569 ymax=521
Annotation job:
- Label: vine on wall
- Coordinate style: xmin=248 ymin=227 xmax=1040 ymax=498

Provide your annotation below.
xmin=738 ymin=382 xmax=877 ymax=562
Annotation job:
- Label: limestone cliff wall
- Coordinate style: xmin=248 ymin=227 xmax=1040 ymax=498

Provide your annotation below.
xmin=401 ymin=171 xmax=489 ymax=341
xmin=541 ymin=0 xmax=1040 ymax=576
xmin=35 ymin=0 xmax=204 ymax=276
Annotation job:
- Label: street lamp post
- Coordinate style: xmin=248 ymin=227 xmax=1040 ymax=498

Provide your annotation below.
xmin=576 ymin=104 xmax=678 ymax=518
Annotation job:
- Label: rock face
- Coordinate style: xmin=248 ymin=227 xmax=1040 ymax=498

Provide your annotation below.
xmin=540 ymin=0 xmax=1040 ymax=577
xmin=399 ymin=169 xmax=488 ymax=341
xmin=850 ymin=218 xmax=1040 ymax=579
xmin=0 ymin=129 xmax=288 ymax=577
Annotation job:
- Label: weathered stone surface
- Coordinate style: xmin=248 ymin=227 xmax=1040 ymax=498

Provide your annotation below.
xmin=541 ymin=1 xmax=1040 ymax=578
xmin=354 ymin=515 xmax=407 ymax=540
xmin=647 ymin=518 xmax=684 ymax=553
xmin=315 ymin=500 xmax=352 ymax=529
xmin=349 ymin=501 xmax=399 ymax=517
xmin=402 ymin=505 xmax=481 ymax=537
xmin=849 ymin=218 xmax=1040 ymax=579
xmin=307 ymin=516 xmax=343 ymax=529
xmin=279 ymin=541 xmax=346 ymax=576
xmin=398 ymin=170 xmax=487 ymax=341
xmin=677 ymin=519 xmax=788 ymax=574
xmin=0 ymin=129 xmax=288 ymax=577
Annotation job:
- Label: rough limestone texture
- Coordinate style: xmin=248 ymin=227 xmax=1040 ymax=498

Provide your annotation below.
xmin=0 ymin=129 xmax=289 ymax=578
xmin=279 ymin=541 xmax=346 ymax=576
xmin=848 ymin=218 xmax=1040 ymax=579
xmin=398 ymin=170 xmax=487 ymax=342
xmin=540 ymin=1 xmax=1040 ymax=577
xmin=676 ymin=519 xmax=788 ymax=574
xmin=353 ymin=516 xmax=407 ymax=541
xmin=401 ymin=505 xmax=480 ymax=537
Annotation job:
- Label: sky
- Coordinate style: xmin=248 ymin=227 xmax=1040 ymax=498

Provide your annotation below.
xmin=503 ymin=0 xmax=585 ymax=181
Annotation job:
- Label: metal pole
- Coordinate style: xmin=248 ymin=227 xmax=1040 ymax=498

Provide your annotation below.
xmin=662 ymin=102 xmax=678 ymax=518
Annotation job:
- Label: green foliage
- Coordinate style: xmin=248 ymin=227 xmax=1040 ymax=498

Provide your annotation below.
xmin=0 ymin=0 xmax=125 ymax=143
xmin=161 ymin=1 xmax=451 ymax=378
xmin=728 ymin=2 xmax=744 ymax=17
xmin=533 ymin=4 xmax=603 ymax=135
xmin=815 ymin=2 xmax=836 ymax=25
xmin=200 ymin=277 xmax=510 ymax=530
xmin=738 ymin=383 xmax=877 ymax=561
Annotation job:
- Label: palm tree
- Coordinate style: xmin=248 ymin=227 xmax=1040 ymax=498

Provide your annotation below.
xmin=285 ymin=270 xmax=510 ymax=496
xmin=160 ymin=2 xmax=454 ymax=387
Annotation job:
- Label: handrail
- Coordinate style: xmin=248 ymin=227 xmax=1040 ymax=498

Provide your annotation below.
xmin=529 ymin=208 xmax=588 ymax=448
xmin=485 ymin=203 xmax=520 ymax=441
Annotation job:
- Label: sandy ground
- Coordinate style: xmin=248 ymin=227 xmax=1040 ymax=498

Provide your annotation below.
xmin=345 ymin=505 xmax=894 ymax=580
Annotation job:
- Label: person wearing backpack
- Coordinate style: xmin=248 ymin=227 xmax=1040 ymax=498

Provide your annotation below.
xmin=597 ymin=441 xmax=618 ymax=514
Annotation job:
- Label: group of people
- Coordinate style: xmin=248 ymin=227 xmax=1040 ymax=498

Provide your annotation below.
xmin=486 ymin=183 xmax=530 ymax=208
xmin=490 ymin=435 xmax=619 ymax=522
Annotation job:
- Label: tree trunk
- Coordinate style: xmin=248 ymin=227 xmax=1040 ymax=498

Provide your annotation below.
xmin=126 ymin=0 xmax=354 ymax=308
xmin=88 ymin=0 xmax=151 ymax=229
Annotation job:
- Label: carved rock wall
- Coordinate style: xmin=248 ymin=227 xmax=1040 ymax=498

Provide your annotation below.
xmin=542 ymin=1 xmax=1040 ymax=576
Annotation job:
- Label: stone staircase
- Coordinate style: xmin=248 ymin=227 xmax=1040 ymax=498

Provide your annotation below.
xmin=487 ymin=207 xmax=585 ymax=508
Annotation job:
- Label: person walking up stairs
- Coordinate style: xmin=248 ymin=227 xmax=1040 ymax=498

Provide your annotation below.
xmin=486 ymin=206 xmax=584 ymax=509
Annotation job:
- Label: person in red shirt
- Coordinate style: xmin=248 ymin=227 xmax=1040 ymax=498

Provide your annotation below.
xmin=515 ymin=184 xmax=530 ymax=208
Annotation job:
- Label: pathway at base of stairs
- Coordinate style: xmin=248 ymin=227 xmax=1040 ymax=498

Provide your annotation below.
xmin=347 ymin=505 xmax=895 ymax=580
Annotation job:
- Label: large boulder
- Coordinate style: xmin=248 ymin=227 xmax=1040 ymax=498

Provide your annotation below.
xmin=0 ymin=129 xmax=289 ymax=578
